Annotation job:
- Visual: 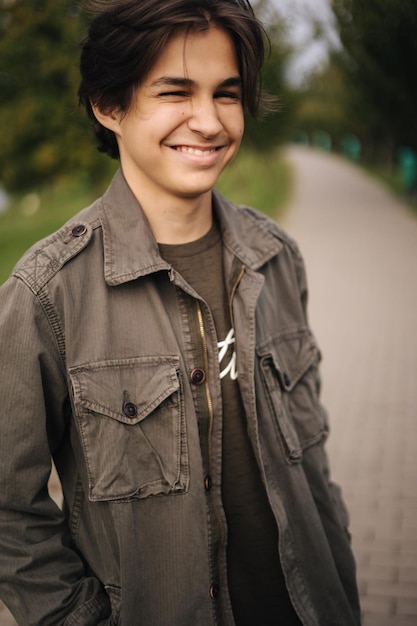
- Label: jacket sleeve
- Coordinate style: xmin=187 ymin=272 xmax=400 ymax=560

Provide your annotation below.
xmin=0 ymin=277 xmax=111 ymax=625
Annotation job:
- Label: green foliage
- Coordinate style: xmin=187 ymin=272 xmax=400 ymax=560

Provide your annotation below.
xmin=292 ymin=58 xmax=350 ymax=142
xmin=0 ymin=0 xmax=116 ymax=192
xmin=332 ymin=0 xmax=417 ymax=161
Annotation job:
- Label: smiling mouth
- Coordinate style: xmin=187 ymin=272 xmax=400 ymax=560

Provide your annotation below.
xmin=173 ymin=146 xmax=220 ymax=156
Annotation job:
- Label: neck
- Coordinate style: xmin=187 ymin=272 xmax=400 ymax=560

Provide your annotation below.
xmin=148 ymin=195 xmax=213 ymax=244
xmin=122 ymin=168 xmax=214 ymax=244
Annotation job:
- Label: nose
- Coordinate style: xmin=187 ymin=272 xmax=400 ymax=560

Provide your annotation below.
xmin=187 ymin=96 xmax=224 ymax=138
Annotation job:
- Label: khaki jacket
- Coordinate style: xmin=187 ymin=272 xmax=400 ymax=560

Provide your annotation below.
xmin=0 ymin=170 xmax=360 ymax=625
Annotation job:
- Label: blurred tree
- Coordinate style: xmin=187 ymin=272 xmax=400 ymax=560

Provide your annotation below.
xmin=293 ymin=55 xmax=350 ymax=145
xmin=333 ymin=0 xmax=417 ymax=164
xmin=243 ymin=1 xmax=297 ymax=151
xmin=0 ymin=0 xmax=114 ymax=193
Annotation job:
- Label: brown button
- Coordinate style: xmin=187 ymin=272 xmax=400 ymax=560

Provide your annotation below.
xmin=204 ymin=475 xmax=212 ymax=491
xmin=123 ymin=402 xmax=138 ymax=418
xmin=209 ymin=583 xmax=219 ymax=599
xmin=71 ymin=224 xmax=87 ymax=237
xmin=190 ymin=368 xmax=206 ymax=385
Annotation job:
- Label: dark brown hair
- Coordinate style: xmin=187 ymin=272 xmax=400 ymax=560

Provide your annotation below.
xmin=79 ymin=0 xmax=272 ymax=158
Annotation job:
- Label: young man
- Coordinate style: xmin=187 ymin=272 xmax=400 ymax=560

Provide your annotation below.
xmin=0 ymin=1 xmax=361 ymax=624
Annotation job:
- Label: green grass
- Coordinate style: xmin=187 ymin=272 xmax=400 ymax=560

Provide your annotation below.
xmin=0 ymin=148 xmax=290 ymax=285
xmin=217 ymin=147 xmax=291 ymax=219
xmin=0 ymin=176 xmax=104 ymax=284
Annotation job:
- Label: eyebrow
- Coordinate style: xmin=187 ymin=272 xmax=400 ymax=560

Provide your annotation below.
xmin=148 ymin=76 xmax=242 ymax=90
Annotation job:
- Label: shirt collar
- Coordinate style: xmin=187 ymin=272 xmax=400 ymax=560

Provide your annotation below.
xmin=99 ymin=168 xmax=283 ymax=286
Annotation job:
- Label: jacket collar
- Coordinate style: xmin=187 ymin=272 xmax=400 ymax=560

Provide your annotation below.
xmin=99 ymin=169 xmax=283 ymax=286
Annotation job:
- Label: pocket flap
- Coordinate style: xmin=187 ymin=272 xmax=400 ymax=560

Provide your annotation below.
xmin=69 ymin=356 xmax=180 ymax=425
xmin=258 ymin=327 xmax=320 ymax=391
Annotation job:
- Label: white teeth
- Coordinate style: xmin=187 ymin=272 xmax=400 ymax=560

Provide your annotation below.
xmin=176 ymin=146 xmax=217 ymax=156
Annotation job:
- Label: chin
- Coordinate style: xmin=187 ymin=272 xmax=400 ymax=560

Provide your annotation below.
xmin=183 ymin=187 xmax=214 ymax=199
xmin=177 ymin=180 xmax=218 ymax=198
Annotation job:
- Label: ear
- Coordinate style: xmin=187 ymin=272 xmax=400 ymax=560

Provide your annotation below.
xmin=91 ymin=102 xmax=121 ymax=134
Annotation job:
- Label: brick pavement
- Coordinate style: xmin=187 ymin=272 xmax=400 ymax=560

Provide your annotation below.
xmin=282 ymin=146 xmax=417 ymax=625
xmin=1 ymin=146 xmax=416 ymax=624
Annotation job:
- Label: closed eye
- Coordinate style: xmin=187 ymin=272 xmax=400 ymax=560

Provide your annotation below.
xmin=214 ymin=91 xmax=241 ymax=101
xmin=159 ymin=91 xmax=189 ymax=98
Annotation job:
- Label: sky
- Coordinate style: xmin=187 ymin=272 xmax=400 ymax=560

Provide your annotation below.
xmin=267 ymin=0 xmax=341 ymax=84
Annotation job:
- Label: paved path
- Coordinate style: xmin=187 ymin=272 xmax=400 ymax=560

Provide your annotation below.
xmin=1 ymin=146 xmax=416 ymax=624
xmin=281 ymin=146 xmax=417 ymax=625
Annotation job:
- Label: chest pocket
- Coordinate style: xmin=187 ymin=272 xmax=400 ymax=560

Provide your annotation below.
xmin=257 ymin=327 xmax=328 ymax=464
xmin=69 ymin=356 xmax=188 ymax=501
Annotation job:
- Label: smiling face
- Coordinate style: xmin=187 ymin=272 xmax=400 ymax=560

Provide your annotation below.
xmin=94 ymin=25 xmax=244 ymax=217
